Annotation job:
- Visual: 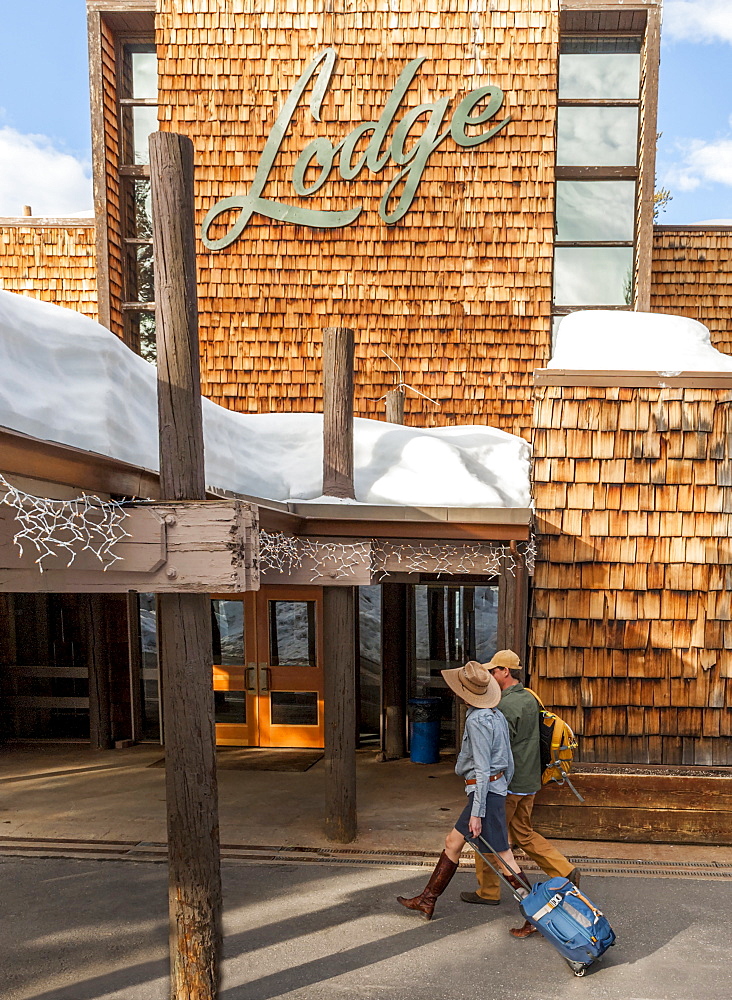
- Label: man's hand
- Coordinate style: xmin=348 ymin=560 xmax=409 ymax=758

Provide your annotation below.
xmin=469 ymin=816 xmax=482 ymax=838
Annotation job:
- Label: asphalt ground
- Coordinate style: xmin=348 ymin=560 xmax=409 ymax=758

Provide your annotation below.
xmin=3 ymin=855 xmax=731 ymax=1000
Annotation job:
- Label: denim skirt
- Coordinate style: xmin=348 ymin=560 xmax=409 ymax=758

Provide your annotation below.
xmin=454 ymin=791 xmax=509 ymax=852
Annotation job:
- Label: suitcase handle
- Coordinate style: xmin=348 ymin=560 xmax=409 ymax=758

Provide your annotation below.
xmin=467 ymin=833 xmax=526 ymax=903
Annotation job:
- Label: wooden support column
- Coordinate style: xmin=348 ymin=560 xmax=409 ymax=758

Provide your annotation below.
xmin=322 ymin=327 xmax=355 ymax=499
xmin=323 ymin=585 xmax=357 ymax=842
xmin=380 ymin=582 xmax=407 ymax=760
xmin=150 ymin=131 xmax=222 ymax=1000
xmin=126 ymin=592 xmax=143 ymax=743
xmin=498 ymin=554 xmax=530 ymax=668
xmin=385 ymin=387 xmax=405 ymax=424
xmin=84 ymin=594 xmax=112 ymax=750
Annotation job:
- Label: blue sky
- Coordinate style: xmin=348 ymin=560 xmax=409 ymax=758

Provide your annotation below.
xmin=0 ymin=1 xmax=730 ymax=222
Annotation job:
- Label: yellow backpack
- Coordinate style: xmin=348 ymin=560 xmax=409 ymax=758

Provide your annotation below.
xmin=526 ymin=688 xmax=584 ymax=802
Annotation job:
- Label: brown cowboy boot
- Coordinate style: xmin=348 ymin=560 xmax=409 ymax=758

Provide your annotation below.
xmin=397 ymin=851 xmax=459 ymax=920
xmin=503 ymin=868 xmax=532 ymax=897
xmin=510 ymin=919 xmax=538 ymax=938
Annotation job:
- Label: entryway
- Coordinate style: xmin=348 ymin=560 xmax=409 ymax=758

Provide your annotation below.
xmin=211 ymin=586 xmax=324 ymax=749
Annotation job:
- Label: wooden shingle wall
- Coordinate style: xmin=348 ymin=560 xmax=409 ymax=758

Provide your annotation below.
xmin=651 ymin=227 xmax=732 ymax=357
xmin=532 ymin=383 xmax=732 ymax=765
xmin=0 ymin=222 xmax=97 ymax=319
xmin=157 ymin=0 xmax=557 ymax=437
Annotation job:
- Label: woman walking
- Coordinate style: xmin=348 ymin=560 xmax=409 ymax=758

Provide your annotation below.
xmin=397 ymin=660 xmax=532 ymax=920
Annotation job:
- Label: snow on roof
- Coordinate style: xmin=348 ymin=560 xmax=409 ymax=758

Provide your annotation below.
xmin=0 ymin=290 xmax=530 ymax=508
xmin=548 ymin=310 xmax=732 ymax=374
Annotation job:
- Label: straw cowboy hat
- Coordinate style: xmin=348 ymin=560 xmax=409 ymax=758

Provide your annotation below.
xmin=441 ymin=660 xmax=501 ymax=709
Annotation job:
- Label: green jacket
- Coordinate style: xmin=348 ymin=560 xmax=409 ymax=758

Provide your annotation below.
xmin=497 ymin=683 xmax=542 ymax=795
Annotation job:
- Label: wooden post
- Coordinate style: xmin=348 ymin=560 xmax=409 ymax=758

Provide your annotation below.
xmin=322 ymin=327 xmax=355 ymax=499
xmin=498 ymin=552 xmax=529 ymax=667
xmin=150 ymin=131 xmax=222 ymax=1000
xmin=323 ymin=585 xmax=357 ymax=842
xmin=84 ymin=594 xmax=112 ymax=750
xmin=385 ymin=387 xmax=405 ymax=424
xmin=380 ymin=582 xmax=407 ymax=760
xmin=126 ymin=592 xmax=143 ymax=743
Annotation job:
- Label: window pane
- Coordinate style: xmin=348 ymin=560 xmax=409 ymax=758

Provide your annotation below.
xmin=473 ymin=587 xmax=499 ymax=663
xmin=270 ymin=691 xmax=318 ymax=726
xmin=559 ymin=52 xmax=641 ymax=100
xmin=214 ymin=690 xmax=246 ymax=724
xmin=359 ymin=586 xmax=381 ymax=742
xmin=553 ymin=246 xmax=634 ymax=306
xmin=127 ymin=312 xmax=157 ymax=364
xmin=132 ymin=244 xmax=155 ymax=303
xmin=138 ymin=593 xmax=160 ymax=741
xmin=132 ymin=105 xmax=158 ymax=164
xmin=132 ymin=180 xmax=152 ymax=239
xmin=561 ymin=36 xmax=643 ymax=56
xmin=556 ymin=181 xmax=636 ymax=241
xmin=211 ymin=600 xmax=244 ymax=666
xmin=557 ymin=107 xmax=638 ymax=166
xmin=131 ymin=50 xmax=157 ymax=99
xmin=269 ymin=601 xmax=316 ymax=667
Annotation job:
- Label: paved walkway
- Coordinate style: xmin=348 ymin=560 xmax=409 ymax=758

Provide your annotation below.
xmin=3 ymin=743 xmax=732 ymax=1000
xmin=2 ymin=741 xmax=731 ymax=864
xmin=3 ymin=854 xmax=732 ymax=1000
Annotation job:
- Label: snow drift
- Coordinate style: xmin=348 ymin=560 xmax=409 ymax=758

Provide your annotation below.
xmin=0 ymin=290 xmax=530 ymax=508
xmin=549 ymin=310 xmax=732 ymax=373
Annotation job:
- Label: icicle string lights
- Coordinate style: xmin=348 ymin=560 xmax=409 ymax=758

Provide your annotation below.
xmin=0 ymin=474 xmax=131 ymax=572
xmin=259 ymin=530 xmax=371 ymax=580
xmin=259 ymin=530 xmax=536 ymax=582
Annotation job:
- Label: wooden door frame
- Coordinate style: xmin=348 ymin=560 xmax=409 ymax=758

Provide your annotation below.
xmin=255 ymin=585 xmax=324 ymax=749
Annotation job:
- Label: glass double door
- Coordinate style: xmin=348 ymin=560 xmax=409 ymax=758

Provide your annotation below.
xmin=211 ymin=586 xmax=324 ymax=748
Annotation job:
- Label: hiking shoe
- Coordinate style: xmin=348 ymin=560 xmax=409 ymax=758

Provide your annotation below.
xmin=567 ymin=867 xmax=581 ymax=887
xmin=460 ymin=891 xmax=500 ymax=905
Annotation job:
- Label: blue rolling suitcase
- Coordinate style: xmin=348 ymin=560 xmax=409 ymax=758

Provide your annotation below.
xmin=470 ymin=834 xmax=616 ymax=977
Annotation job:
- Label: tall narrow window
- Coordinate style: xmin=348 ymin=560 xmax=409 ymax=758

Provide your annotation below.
xmin=553 ymin=35 xmax=642 ymax=337
xmin=119 ymin=43 xmax=157 ymax=361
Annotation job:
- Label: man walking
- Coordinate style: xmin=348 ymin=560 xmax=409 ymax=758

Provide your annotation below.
xmin=460 ymin=649 xmax=580 ymax=937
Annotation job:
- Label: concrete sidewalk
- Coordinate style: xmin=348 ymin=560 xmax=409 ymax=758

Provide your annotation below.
xmin=2 ymin=741 xmax=731 ymax=866
xmin=3 ymin=743 xmax=732 ymax=1000
xmin=4 ymin=854 xmax=732 ymax=1000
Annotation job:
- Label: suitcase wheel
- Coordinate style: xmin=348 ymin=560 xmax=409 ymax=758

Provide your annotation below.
xmin=566 ymin=960 xmax=587 ymax=977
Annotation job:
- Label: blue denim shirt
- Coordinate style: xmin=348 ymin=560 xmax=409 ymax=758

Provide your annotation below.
xmin=455 ymin=706 xmax=514 ymax=818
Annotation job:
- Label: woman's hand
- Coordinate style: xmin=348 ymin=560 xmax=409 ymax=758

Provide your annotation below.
xmin=469 ymin=815 xmax=482 ymax=838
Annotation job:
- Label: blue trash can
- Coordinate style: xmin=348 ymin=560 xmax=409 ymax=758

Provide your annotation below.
xmin=408 ymin=696 xmax=442 ymax=764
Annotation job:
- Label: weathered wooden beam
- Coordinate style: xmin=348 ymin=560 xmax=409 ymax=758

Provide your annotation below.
xmin=150 ymin=130 xmax=221 ymax=1000
xmin=300 ymin=520 xmax=530 ymax=541
xmin=323 ymin=585 xmax=357 ymax=842
xmin=635 ymin=1 xmax=661 ymax=311
xmin=0 ymin=500 xmax=258 ymax=593
xmin=0 ymin=425 xmax=160 ymax=498
xmin=322 ymin=327 xmax=355 ymax=499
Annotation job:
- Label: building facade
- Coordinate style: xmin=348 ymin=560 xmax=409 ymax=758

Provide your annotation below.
xmin=3 ymin=1 xmax=732 ymax=785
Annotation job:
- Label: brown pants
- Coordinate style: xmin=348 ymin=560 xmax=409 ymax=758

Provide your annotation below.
xmin=474 ymin=792 xmax=573 ymax=900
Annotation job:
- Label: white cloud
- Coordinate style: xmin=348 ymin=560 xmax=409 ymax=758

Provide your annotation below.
xmin=0 ymin=125 xmax=92 ymax=217
xmin=663 ymin=136 xmax=732 ymax=192
xmin=664 ymin=1 xmax=732 ymax=44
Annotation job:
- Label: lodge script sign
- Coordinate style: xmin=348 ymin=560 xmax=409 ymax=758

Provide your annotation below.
xmin=201 ymin=48 xmax=511 ymax=249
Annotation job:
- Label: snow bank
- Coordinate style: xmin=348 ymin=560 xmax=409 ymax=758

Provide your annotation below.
xmin=549 ymin=310 xmax=732 ymax=373
xmin=0 ymin=290 xmax=530 ymax=508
